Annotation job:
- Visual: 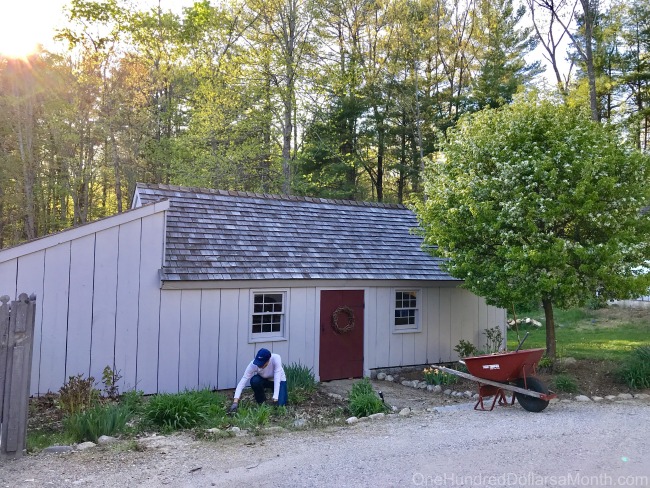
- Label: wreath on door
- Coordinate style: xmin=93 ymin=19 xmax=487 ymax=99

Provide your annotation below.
xmin=331 ymin=306 xmax=355 ymax=334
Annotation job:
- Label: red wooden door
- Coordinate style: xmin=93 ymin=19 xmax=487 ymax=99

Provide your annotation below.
xmin=319 ymin=290 xmax=364 ymax=381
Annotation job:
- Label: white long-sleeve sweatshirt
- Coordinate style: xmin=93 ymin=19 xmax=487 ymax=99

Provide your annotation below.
xmin=234 ymin=353 xmax=287 ymax=401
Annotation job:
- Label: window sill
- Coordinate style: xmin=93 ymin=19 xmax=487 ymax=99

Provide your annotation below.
xmin=248 ymin=336 xmax=288 ymax=344
xmin=392 ymin=328 xmax=422 ymax=334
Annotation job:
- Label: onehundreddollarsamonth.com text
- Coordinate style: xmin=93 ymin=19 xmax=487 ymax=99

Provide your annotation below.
xmin=411 ymin=472 xmax=649 ymax=487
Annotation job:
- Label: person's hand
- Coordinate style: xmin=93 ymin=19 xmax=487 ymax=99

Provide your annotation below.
xmin=228 ymin=402 xmax=239 ymax=415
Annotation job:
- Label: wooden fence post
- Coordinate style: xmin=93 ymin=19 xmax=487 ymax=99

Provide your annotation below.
xmin=0 ymin=293 xmax=36 ymax=459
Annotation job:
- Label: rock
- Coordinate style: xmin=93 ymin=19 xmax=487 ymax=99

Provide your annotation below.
xmin=633 ymin=393 xmax=650 ymax=400
xmin=433 ymin=385 xmax=442 ymax=393
xmin=97 ymin=435 xmax=117 ymax=445
xmin=401 ymin=380 xmax=411 ymax=387
xmin=377 ymin=372 xmax=387 ymax=381
xmin=531 ymin=319 xmax=542 ymax=327
xmin=293 ymin=418 xmax=308 ymax=428
xmin=592 ymin=396 xmax=603 ymax=402
xmin=426 ymin=384 xmax=435 ymax=391
xmin=558 ymin=357 xmax=577 ymax=365
xmin=398 ymin=408 xmax=411 ymax=417
xmin=463 ymin=391 xmax=473 ymax=398
xmin=575 ymin=395 xmax=591 ymax=402
xmin=385 ymin=375 xmax=394 ymax=382
xmin=605 ymin=395 xmax=617 ymax=400
xmin=206 ymin=428 xmax=221 ymax=434
xmin=472 ymin=393 xmax=480 ymax=399
xmin=346 ymin=416 xmax=359 ymax=424
xmin=617 ymin=393 xmax=634 ymax=400
xmin=43 ymin=445 xmax=73 ymax=454
xmin=418 ymin=381 xmax=427 ymax=389
xmin=357 ymin=416 xmax=370 ymax=422
xmin=327 ymin=393 xmax=343 ymax=400
xmin=549 ymin=398 xmax=560 ymax=404
xmin=443 ymin=389 xmax=452 ymax=396
xmin=262 ymin=426 xmax=287 ymax=433
xmin=391 ymin=405 xmax=398 ymax=412
xmin=368 ymin=413 xmax=385 ymax=420
xmin=76 ymin=442 xmax=96 ymax=451
xmin=228 ymin=427 xmax=241 ymax=433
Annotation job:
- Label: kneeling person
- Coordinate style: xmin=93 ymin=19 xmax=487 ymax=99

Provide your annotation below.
xmin=230 ymin=348 xmax=287 ymax=413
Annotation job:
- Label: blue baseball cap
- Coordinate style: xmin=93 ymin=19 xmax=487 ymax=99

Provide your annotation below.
xmin=253 ymin=348 xmax=272 ymax=367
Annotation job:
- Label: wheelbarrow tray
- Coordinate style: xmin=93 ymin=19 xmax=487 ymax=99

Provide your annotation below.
xmin=462 ymin=348 xmax=545 ymax=383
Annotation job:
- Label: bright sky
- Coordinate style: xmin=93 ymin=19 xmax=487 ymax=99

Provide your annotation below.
xmin=0 ymin=0 xmax=195 ymax=58
xmin=1 ymin=0 xmax=568 ymax=82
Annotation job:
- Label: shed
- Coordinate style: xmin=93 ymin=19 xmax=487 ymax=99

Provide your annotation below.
xmin=0 ymin=184 xmax=505 ymax=395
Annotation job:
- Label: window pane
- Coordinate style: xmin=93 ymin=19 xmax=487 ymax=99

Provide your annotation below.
xmin=252 ymin=293 xmax=285 ymax=335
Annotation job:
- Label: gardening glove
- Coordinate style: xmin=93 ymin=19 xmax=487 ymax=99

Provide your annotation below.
xmin=228 ymin=402 xmax=239 ymax=415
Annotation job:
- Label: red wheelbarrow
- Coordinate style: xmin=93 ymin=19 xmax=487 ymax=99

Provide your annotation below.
xmin=433 ymin=337 xmax=556 ymax=412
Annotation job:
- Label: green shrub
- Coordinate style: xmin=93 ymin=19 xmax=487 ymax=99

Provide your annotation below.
xmin=618 ymin=346 xmax=650 ymax=390
xmin=423 ymin=367 xmax=458 ymax=386
xmin=144 ymin=389 xmax=227 ymax=431
xmin=484 ymin=326 xmax=504 ymax=354
xmin=232 ymin=403 xmax=272 ymax=430
xmin=145 ymin=392 xmax=207 ymax=430
xmin=454 ymin=340 xmax=478 ymax=358
xmin=64 ymin=404 xmax=130 ymax=442
xmin=119 ymin=389 xmax=145 ymax=414
xmin=348 ymin=378 xmax=387 ymax=417
xmin=553 ymin=374 xmax=579 ymax=393
xmin=101 ymin=366 xmax=122 ymax=400
xmin=285 ymin=362 xmax=318 ymax=404
xmin=58 ymin=374 xmax=100 ymax=415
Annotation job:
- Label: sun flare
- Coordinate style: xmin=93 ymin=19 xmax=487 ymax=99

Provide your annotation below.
xmin=0 ymin=4 xmax=44 ymax=59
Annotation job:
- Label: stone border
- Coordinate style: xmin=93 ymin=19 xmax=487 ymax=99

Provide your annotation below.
xmin=374 ymin=370 xmax=650 ymax=404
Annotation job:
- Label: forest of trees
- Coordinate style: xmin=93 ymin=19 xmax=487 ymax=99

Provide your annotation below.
xmin=0 ymin=0 xmax=649 ymax=248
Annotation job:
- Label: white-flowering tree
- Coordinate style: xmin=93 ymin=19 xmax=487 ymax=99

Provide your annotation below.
xmin=417 ymin=94 xmax=650 ymax=357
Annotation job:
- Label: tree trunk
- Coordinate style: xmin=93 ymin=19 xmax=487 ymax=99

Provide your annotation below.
xmin=111 ymin=134 xmax=123 ymax=213
xmin=542 ymin=297 xmax=557 ymax=359
xmin=580 ymin=0 xmax=599 ymax=122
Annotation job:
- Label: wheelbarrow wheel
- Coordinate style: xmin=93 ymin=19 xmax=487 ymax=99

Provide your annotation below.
xmin=514 ymin=377 xmax=549 ymax=412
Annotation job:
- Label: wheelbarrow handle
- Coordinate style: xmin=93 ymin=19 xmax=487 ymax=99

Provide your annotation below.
xmin=514 ymin=331 xmax=530 ymax=352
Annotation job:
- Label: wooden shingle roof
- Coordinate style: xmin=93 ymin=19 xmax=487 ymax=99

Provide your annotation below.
xmin=135 ymin=183 xmax=455 ymax=282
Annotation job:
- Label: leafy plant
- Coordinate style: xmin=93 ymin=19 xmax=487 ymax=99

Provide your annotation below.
xmin=58 ymin=374 xmax=100 ymax=415
xmin=454 ymin=339 xmax=479 ymax=358
xmin=423 ymin=367 xmax=459 ymax=386
xmin=348 ymin=378 xmax=387 ymax=417
xmin=119 ymin=389 xmax=145 ymax=414
xmin=618 ymin=346 xmax=650 ymax=390
xmin=232 ymin=403 xmax=272 ymax=430
xmin=484 ymin=326 xmax=504 ymax=354
xmin=553 ymin=374 xmax=579 ymax=393
xmin=285 ymin=362 xmax=317 ymax=404
xmin=102 ymin=366 xmax=122 ymax=400
xmin=144 ymin=389 xmax=227 ymax=431
xmin=537 ymin=355 xmax=554 ymax=372
xmin=64 ymin=404 xmax=130 ymax=443
xmin=145 ymin=392 xmax=208 ymax=431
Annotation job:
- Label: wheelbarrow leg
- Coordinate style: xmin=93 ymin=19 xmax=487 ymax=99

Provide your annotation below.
xmin=474 ymin=384 xmax=506 ymax=411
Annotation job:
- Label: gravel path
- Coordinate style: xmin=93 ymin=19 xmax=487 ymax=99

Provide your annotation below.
xmin=2 ymin=400 xmax=649 ymax=487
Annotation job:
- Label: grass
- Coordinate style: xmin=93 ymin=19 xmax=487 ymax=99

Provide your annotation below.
xmin=507 ymin=306 xmax=650 ymax=361
xmin=348 ymin=378 xmax=388 ymax=417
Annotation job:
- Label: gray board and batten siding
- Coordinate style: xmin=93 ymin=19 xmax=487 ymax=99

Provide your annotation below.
xmin=0 ymin=184 xmax=505 ymax=396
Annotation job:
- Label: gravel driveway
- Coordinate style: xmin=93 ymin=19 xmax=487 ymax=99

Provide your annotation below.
xmin=2 ymin=400 xmax=649 ymax=487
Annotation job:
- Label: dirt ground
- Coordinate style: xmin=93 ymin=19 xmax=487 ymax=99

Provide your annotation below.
xmin=27 ymin=357 xmax=645 ymax=438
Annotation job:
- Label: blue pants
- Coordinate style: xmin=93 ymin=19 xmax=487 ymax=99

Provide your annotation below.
xmin=250 ymin=375 xmax=288 ymax=406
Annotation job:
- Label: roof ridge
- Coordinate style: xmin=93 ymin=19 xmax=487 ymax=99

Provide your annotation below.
xmin=136 ymin=182 xmax=407 ymax=210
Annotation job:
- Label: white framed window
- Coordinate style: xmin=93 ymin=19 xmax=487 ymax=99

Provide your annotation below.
xmin=392 ymin=289 xmax=421 ymax=333
xmin=250 ymin=290 xmax=287 ymax=342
